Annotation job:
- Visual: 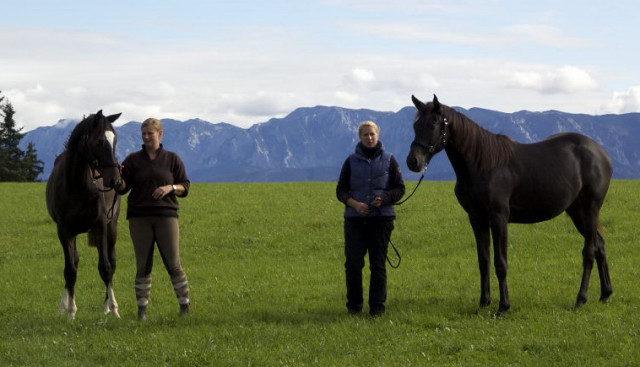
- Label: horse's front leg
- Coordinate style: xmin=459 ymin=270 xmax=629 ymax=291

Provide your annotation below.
xmin=470 ymin=218 xmax=491 ymax=308
xmin=94 ymin=222 xmax=120 ymax=318
xmin=491 ymin=220 xmax=510 ymax=317
xmin=58 ymin=228 xmax=79 ymax=320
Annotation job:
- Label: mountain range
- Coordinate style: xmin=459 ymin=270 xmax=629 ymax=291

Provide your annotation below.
xmin=21 ymin=105 xmax=640 ymax=182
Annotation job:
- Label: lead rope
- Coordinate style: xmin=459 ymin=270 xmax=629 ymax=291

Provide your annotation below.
xmin=385 ymin=169 xmax=426 ymax=268
xmin=90 ymin=165 xmax=121 ymax=220
xmin=106 ymin=191 xmax=119 ymax=220
xmin=386 ymin=238 xmax=402 ymax=269
xmin=386 ymin=117 xmax=446 ymax=267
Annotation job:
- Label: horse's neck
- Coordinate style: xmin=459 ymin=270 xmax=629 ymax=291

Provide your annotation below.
xmin=63 ymin=151 xmax=93 ymax=190
xmin=444 ymin=109 xmax=513 ymax=176
xmin=444 ymin=110 xmax=480 ymax=176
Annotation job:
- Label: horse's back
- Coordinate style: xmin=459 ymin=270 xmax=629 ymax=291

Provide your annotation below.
xmin=542 ymin=132 xmax=612 ymax=185
xmin=521 ymin=132 xmax=611 ymax=178
xmin=503 ymin=132 xmax=611 ymax=222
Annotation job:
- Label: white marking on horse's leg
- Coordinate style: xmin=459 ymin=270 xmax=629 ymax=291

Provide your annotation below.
xmin=103 ymin=284 xmax=120 ymax=318
xmin=69 ymin=297 xmax=77 ymax=320
xmin=59 ymin=289 xmax=70 ymax=314
xmin=60 ymin=289 xmax=77 ymax=320
xmin=104 ymin=131 xmax=116 ymax=151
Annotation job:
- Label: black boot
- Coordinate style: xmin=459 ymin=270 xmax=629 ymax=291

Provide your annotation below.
xmin=137 ymin=305 xmax=147 ymax=321
xmin=179 ymin=303 xmax=190 ymax=316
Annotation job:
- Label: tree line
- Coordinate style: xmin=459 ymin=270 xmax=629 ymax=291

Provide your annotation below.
xmin=0 ymin=91 xmax=43 ymax=181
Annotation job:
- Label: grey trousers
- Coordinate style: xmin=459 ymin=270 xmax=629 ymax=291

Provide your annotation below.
xmin=128 ymin=216 xmax=190 ymax=307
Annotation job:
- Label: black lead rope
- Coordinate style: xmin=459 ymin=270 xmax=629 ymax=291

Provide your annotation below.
xmin=385 ymin=171 xmax=426 ymax=269
xmin=106 ymin=191 xmax=119 ymax=220
xmin=387 ymin=237 xmax=402 ymax=269
xmin=394 ymin=173 xmax=424 ymax=206
xmin=91 ymin=168 xmax=120 ymax=221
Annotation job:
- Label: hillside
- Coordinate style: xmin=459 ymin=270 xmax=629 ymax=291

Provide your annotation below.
xmin=21 ymin=105 xmax=640 ymax=182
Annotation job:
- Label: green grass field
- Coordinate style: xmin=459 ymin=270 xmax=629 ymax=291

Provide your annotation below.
xmin=1 ymin=181 xmax=639 ymax=366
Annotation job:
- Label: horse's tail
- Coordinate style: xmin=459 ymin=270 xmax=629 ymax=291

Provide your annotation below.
xmin=597 ymin=219 xmax=605 ymax=233
xmin=87 ymin=230 xmax=97 ymax=247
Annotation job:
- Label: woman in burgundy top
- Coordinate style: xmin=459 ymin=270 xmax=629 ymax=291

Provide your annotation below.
xmin=120 ymin=118 xmax=191 ymax=321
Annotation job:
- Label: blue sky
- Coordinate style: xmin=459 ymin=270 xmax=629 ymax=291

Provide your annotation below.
xmin=3 ymin=0 xmax=640 ymax=131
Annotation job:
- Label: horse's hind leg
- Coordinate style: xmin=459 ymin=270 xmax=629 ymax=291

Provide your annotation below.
xmin=490 ymin=220 xmax=510 ymax=317
xmin=567 ymin=203 xmax=599 ymax=308
xmin=59 ymin=229 xmax=79 ymax=320
xmin=595 ymin=230 xmax=613 ymax=303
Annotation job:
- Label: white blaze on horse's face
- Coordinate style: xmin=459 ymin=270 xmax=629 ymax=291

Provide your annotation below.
xmin=105 ymin=130 xmax=116 ymax=152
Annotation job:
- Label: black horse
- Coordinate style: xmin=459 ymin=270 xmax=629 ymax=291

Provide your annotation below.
xmin=46 ymin=110 xmax=123 ymax=319
xmin=406 ymin=95 xmax=613 ymax=316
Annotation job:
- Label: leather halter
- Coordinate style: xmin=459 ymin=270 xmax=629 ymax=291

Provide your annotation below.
xmin=411 ymin=117 xmax=449 ymax=154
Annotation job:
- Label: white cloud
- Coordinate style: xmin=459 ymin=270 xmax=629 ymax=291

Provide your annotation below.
xmin=2 ymin=2 xmax=638 ymax=134
xmin=334 ymin=91 xmax=361 ymax=104
xmin=352 ymin=68 xmax=375 ymax=83
xmin=503 ymin=24 xmax=593 ymax=48
xmin=602 ymin=87 xmax=640 ymax=114
xmin=342 ymin=22 xmax=501 ymax=46
xmin=505 ymin=65 xmax=597 ymax=94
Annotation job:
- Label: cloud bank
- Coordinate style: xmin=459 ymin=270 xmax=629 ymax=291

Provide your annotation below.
xmin=2 ymin=1 xmax=639 ymax=131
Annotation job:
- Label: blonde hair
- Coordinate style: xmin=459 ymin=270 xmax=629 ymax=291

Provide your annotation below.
xmin=358 ymin=121 xmax=379 ymax=136
xmin=141 ymin=118 xmax=162 ymax=132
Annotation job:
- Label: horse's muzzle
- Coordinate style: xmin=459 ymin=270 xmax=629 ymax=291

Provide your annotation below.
xmin=406 ymin=151 xmax=427 ymax=173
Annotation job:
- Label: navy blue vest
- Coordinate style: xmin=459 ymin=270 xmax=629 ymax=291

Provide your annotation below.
xmin=344 ymin=145 xmax=396 ymax=218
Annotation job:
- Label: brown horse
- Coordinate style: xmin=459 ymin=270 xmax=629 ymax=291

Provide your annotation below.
xmin=406 ymin=95 xmax=613 ymax=316
xmin=46 ymin=110 xmax=122 ymax=319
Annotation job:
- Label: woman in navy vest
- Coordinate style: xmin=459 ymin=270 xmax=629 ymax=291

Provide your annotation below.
xmin=336 ymin=121 xmax=405 ymax=317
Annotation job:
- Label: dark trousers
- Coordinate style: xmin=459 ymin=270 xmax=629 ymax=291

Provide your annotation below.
xmin=344 ymin=217 xmax=394 ymax=314
xmin=129 ymin=216 xmax=190 ymax=307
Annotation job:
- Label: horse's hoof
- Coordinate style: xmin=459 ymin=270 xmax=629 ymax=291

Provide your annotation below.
xmin=493 ymin=310 xmax=506 ymax=319
xmin=103 ymin=307 xmax=121 ymax=318
xmin=599 ymin=295 xmax=611 ymax=304
xmin=575 ymin=295 xmax=587 ymax=309
xmin=494 ymin=306 xmax=509 ymax=318
xmin=599 ymin=289 xmax=613 ymax=303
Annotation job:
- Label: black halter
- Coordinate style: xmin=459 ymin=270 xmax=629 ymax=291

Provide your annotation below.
xmin=89 ymin=159 xmax=121 ymax=190
xmin=411 ymin=117 xmax=449 ymax=155
xmin=81 ymin=121 xmax=120 ymax=191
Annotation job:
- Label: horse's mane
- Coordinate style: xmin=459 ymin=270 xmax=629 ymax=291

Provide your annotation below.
xmin=65 ymin=116 xmax=91 ymax=154
xmin=442 ymin=105 xmax=515 ymax=171
xmin=64 ymin=114 xmax=109 ymax=155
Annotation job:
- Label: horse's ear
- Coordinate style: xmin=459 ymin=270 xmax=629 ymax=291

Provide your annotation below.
xmin=96 ymin=110 xmax=104 ymax=118
xmin=433 ymin=94 xmax=441 ymax=113
xmin=412 ymin=95 xmax=425 ymax=110
xmin=107 ymin=113 xmax=122 ymax=123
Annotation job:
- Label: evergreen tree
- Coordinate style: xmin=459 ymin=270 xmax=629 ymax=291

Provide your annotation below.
xmin=22 ymin=142 xmax=44 ymax=181
xmin=0 ymin=92 xmax=44 ymax=181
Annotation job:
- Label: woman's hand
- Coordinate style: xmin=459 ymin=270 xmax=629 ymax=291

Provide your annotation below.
xmin=347 ymin=198 xmax=370 ymax=216
xmin=355 ymin=202 xmax=370 ymax=216
xmin=152 ymin=185 xmax=173 ymax=200
xmin=370 ymin=196 xmax=383 ymax=208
